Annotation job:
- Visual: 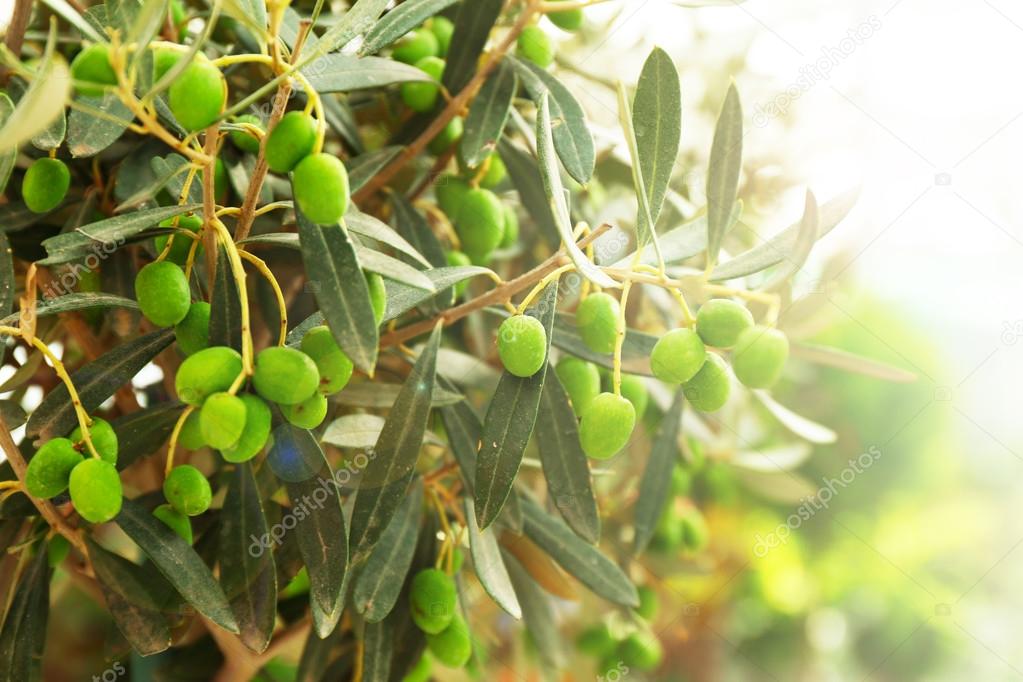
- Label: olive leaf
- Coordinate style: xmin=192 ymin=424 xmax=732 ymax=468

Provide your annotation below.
xmin=347 ymin=207 xmax=433 ymax=268
xmin=633 ymin=389 xmax=684 ymax=555
xmin=0 ymin=94 xmax=16 ymax=194
xmin=311 ymin=0 xmax=390 ymax=58
xmin=39 ymin=0 xmax=104 ymax=40
xmin=349 ymin=323 xmax=441 ymax=559
xmin=361 ymin=618 xmax=392 ymax=682
xmin=751 ymin=389 xmax=838 ymax=444
xmin=552 ymin=312 xmax=656 ymax=376
xmin=791 ymin=342 xmax=917 ymax=383
xmin=499 ymin=139 xmax=560 ymax=247
xmin=438 ymin=378 xmax=483 ymax=493
xmin=0 ymin=293 xmax=139 ymax=329
xmin=0 ymin=547 xmax=49 ymax=682
xmin=466 ymin=498 xmax=522 ymax=619
xmin=361 ymin=0 xmax=459 ymax=54
xmin=503 ymin=551 xmax=565 ymax=669
xmin=474 ymin=281 xmax=558 ymax=530
xmin=347 ymin=147 xmax=402 ymax=192
xmin=0 ymin=33 xmax=70 ymax=154
xmin=617 ymin=79 xmax=662 ymax=264
xmin=461 ymin=62 xmax=517 ymax=169
xmin=67 ymin=94 xmax=134 ymax=158
xmin=633 ymin=47 xmax=682 ymax=231
xmin=442 ymin=0 xmax=504 ymax=93
xmin=210 ymin=247 xmax=243 ymax=351
xmin=303 ymin=55 xmax=434 ymax=93
xmin=0 ymin=232 xmax=13 ymax=319
xmin=762 ymin=189 xmax=820 ymax=291
xmin=706 ymin=81 xmax=743 ymax=266
xmin=112 ymin=403 xmax=186 ymax=471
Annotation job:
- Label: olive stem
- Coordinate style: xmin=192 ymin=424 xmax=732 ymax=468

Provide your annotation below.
xmin=515 ymin=263 xmax=574 ymax=314
xmin=238 ymin=249 xmax=288 ymax=346
xmin=165 ymin=405 xmax=195 ymax=477
xmin=211 ymin=219 xmax=255 ymax=374
xmin=612 ymin=280 xmax=634 ymax=396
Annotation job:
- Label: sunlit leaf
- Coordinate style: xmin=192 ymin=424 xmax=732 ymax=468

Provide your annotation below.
xmin=633 ymin=47 xmax=682 ymax=229
xmin=461 ymin=62 xmax=517 ymax=169
xmin=706 ymin=82 xmax=743 ymax=266
xmin=791 ymin=342 xmax=917 ymax=383
xmin=752 ymin=389 xmax=837 ymax=444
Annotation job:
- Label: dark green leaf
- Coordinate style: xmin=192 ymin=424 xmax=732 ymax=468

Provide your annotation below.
xmin=39 ymin=203 xmax=203 ymax=265
xmin=520 ymin=495 xmax=638 ymax=607
xmin=354 ymin=478 xmax=423 ymax=622
xmin=535 ymin=373 xmax=600 ymax=544
xmin=210 ymin=247 xmax=243 ymax=351
xmin=512 ymin=56 xmax=596 ymax=184
xmin=27 ymin=328 xmax=175 ymax=440
xmin=283 ymin=439 xmax=349 ymax=637
xmin=438 ymin=379 xmax=482 ymax=493
xmin=312 ymin=0 xmax=390 ymax=57
xmin=355 ymin=245 xmax=434 ymax=291
xmin=349 ymin=324 xmax=441 ymax=558
xmin=474 ymin=281 xmax=558 ymax=530
xmin=87 ymin=538 xmax=173 ymax=655
xmin=0 ymin=293 xmax=138 ymax=327
xmin=633 ymin=389 xmax=683 ymax=554
xmin=296 ymin=626 xmax=342 ymax=681
xmin=389 ymin=193 xmax=445 ymax=268
xmin=0 ymin=548 xmax=49 ymax=681
xmin=304 ymin=55 xmax=431 ymax=93
xmin=442 ymin=0 xmax=503 ymax=93
xmin=361 ymin=619 xmax=392 ymax=682
xmin=0 ymin=94 xmax=16 ymax=194
xmin=706 ymin=82 xmax=743 ymax=265
xmin=67 ymin=94 xmax=133 ymax=158
xmin=552 ymin=312 xmax=655 ymax=376
xmin=112 ymin=403 xmax=185 ymax=471
xmin=466 ymin=498 xmax=521 ymax=619
xmin=347 ymin=207 xmax=432 ymax=268
xmin=152 ymin=154 xmax=203 ymax=204
xmin=503 ymin=551 xmax=564 ymax=669
xmin=221 ymin=462 xmax=277 ymax=653
xmin=382 ymin=265 xmax=493 ymax=321
xmin=499 ymin=139 xmax=559 ymax=247
xmin=461 ymin=62 xmax=517 ymax=168
xmin=347 ymin=147 xmax=402 ymax=193
xmin=361 ymin=0 xmax=459 ymax=54
xmin=0 ymin=232 xmax=12 ymax=319
xmin=297 ymin=211 xmax=379 ymax=374
xmin=116 ymin=499 xmax=240 ymax=633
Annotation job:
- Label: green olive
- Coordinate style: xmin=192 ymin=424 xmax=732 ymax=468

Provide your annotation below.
xmin=265 ymin=111 xmax=317 ymax=174
xmin=153 ymin=47 xmax=181 ymax=82
xmin=292 ymin=153 xmax=350 ymax=225
xmin=635 ymin=585 xmax=658 ymax=621
xmin=445 ymin=250 xmax=472 ymax=298
xmin=436 ymin=173 xmax=470 ymax=217
xmin=281 ymin=391 xmax=328 ymax=430
xmin=695 ymin=299 xmax=754 ymax=349
xmin=429 ymin=17 xmax=455 ymax=55
xmin=392 ymin=29 xmax=440 ymax=64
xmin=409 ymin=568 xmax=457 ymax=634
xmin=25 ymin=438 xmax=83 ymax=499
xmin=497 ymin=314 xmax=547 ymax=377
xmin=163 ymin=464 xmax=211 ymax=516
xmin=680 ymin=506 xmax=709 ymax=553
xmin=176 ymin=346 xmax=243 ymax=405
xmin=579 ymin=392 xmax=635 ymax=460
xmin=199 ymin=392 xmax=248 ymax=449
xmin=576 ymin=292 xmax=620 ymax=355
xmin=547 ymin=1 xmax=584 ymax=31
xmin=69 ymin=458 xmax=123 ymax=523
xmin=499 ymin=203 xmax=518 ymax=248
xmin=480 ymin=154 xmax=507 ymax=189
xmin=168 ymin=58 xmax=226 ymax=131
xmin=554 ymin=357 xmax=601 ymax=415
xmin=683 ymin=353 xmax=730 ymax=412
xmin=402 ymin=56 xmax=445 ymax=112
xmin=70 ymin=44 xmax=117 ymax=97
xmin=576 ymin=623 xmax=617 ymax=657
xmin=175 ymin=301 xmax=211 ymax=356
xmin=230 ymin=114 xmax=264 ymax=154
xmin=454 ymin=188 xmax=505 ymax=264
xmin=517 ymin=25 xmax=555 ymax=68
xmin=301 ymin=326 xmax=354 ymax=395
xmin=366 ymin=271 xmax=386 ymax=325
xmin=153 ymin=503 xmax=193 ymax=543
xmin=617 ymin=631 xmax=663 ymax=672
xmin=650 ymin=328 xmax=706 ymax=384
xmin=428 ymin=116 xmax=462 ymax=155
xmin=619 ymin=374 xmax=649 ymax=419
xmin=252 ymin=346 xmax=320 ymax=405
xmin=731 ymin=325 xmax=789 ymax=388
xmin=178 ymin=410 xmax=207 ymax=450
xmin=426 ymin=614 xmax=472 ymax=668
xmin=155 ymin=214 xmax=203 ymax=265
xmin=22 ymin=158 xmax=70 ymax=214
xmin=69 ymin=417 xmax=118 ymax=464
xmin=220 ymin=394 xmax=272 ymax=463
xmin=134 ymin=261 xmax=191 ymax=327
xmin=402 ymin=652 xmax=433 ymax=682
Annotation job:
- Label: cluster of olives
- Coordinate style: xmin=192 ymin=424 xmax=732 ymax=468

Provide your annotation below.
xmin=515 ymin=0 xmax=587 ymax=68
xmin=576 ymin=586 xmax=665 ymax=674
xmin=24 ymin=418 xmax=122 ymax=524
xmin=393 ymin=17 xmax=453 ymax=114
xmin=408 ymin=567 xmax=472 ymax=669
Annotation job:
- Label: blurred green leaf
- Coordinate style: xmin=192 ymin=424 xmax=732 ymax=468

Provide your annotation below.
xmin=498 ymin=139 xmax=560 ymax=247
xmin=762 ymin=189 xmax=819 ymax=291
xmin=552 ymin=312 xmax=656 ymax=375
xmin=0 ymin=94 xmax=15 ymax=194
xmin=112 ymin=403 xmax=185 ymax=471
xmin=210 ymin=247 xmax=243 ymax=351
xmin=0 ymin=42 xmax=70 ymax=154
xmin=347 ymin=146 xmax=402 ymax=193
xmin=30 ymin=109 xmax=66 ymax=152
xmin=40 ymin=0 xmax=103 ymax=40
xmin=0 ymin=547 xmax=49 ymax=681
xmin=752 ymin=389 xmax=837 ymax=444
xmin=361 ymin=0 xmax=459 ymax=54
xmin=361 ymin=618 xmax=392 ymax=681
xmin=706 ymin=82 xmax=743 ymax=266
xmin=348 ymin=207 xmax=433 ymax=268
xmin=792 ymin=342 xmax=917 ymax=383
xmin=504 ymin=551 xmax=564 ymax=669
xmin=461 ymin=63 xmax=517 ymax=169
xmin=466 ymin=498 xmax=522 ymax=619
xmin=633 ymin=389 xmax=684 ymax=554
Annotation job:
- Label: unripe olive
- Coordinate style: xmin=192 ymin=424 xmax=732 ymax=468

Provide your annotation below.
xmin=155 ymin=214 xmax=203 ymax=265
xmin=619 ymin=374 xmax=649 ymax=419
xmin=176 ymin=346 xmax=243 ymax=405
xmin=480 ymin=154 xmax=507 ymax=189
xmin=265 ymin=111 xmax=317 ymax=174
xmin=47 ymin=535 xmax=71 ymax=568
xmin=69 ymin=417 xmax=118 ymax=464
xmin=445 ymin=250 xmax=472 ymax=298
xmin=497 ymin=314 xmax=547 ymax=377
xmin=576 ymin=293 xmax=620 ymax=355
xmin=683 ymin=353 xmax=730 ymax=412
xmin=70 ymin=43 xmax=117 ymax=97
xmin=25 ymin=438 xmax=83 ymax=498
xmin=680 ymin=506 xmax=709 ymax=552
xmin=230 ymin=114 xmax=264 ymax=154
xmin=282 ymin=391 xmax=328 ymax=430
xmin=153 ymin=47 xmax=181 ymax=82
xmin=696 ymin=299 xmax=754 ymax=349
xmin=135 ymin=261 xmax=191 ymax=327
xmin=252 ymin=346 xmax=320 ymax=405
xmin=671 ymin=464 xmax=691 ymax=497
xmin=635 ymin=585 xmax=658 ymax=621
xmin=69 ymin=458 xmax=122 ymax=523
xmin=366 ymin=271 xmax=386 ymax=324
xmin=179 ymin=410 xmax=207 ymax=450
xmin=554 ymin=357 xmax=601 ymax=415
xmin=732 ymin=325 xmax=789 ymax=388
xmin=163 ymin=464 xmax=211 ymax=516
xmin=454 ymin=188 xmax=505 ymax=264
xmin=548 ymin=1 xmax=584 ymax=31
xmin=392 ymin=29 xmax=440 ymax=65
xmin=403 ymin=653 xmax=433 ymax=682
xmin=410 ymin=568 xmax=457 ymax=634
xmin=220 ymin=394 xmax=272 ymax=463
xmin=426 ymin=614 xmax=472 ymax=668
xmin=651 ymin=505 xmax=683 ymax=551
xmin=153 ymin=503 xmax=193 ymax=543
xmin=301 ymin=326 xmax=354 ymax=395
xmin=517 ymin=25 xmax=555 ymax=68
xmin=402 ymin=56 xmax=444 ymax=112
xmin=175 ymin=301 xmax=211 ymax=356
xmin=579 ymin=392 xmax=635 ymax=460
xmin=499 ymin=203 xmax=518 ymax=248
xmin=168 ymin=58 xmax=226 ymax=131
xmin=576 ymin=623 xmax=617 ymax=657
xmin=199 ymin=392 xmax=248 ymax=449
xmin=617 ymin=631 xmax=663 ymax=672
xmin=650 ymin=328 xmax=706 ymax=384
xmin=428 ymin=116 xmax=462 ymax=155
xmin=22 ymin=158 xmax=70 ymax=213
xmin=436 ymin=173 xmax=470 ymax=217
xmin=430 ymin=16 xmax=455 ymax=55
xmin=213 ymin=156 xmax=228 ymax=200
xmin=169 ymin=0 xmax=187 ymax=38
xmin=293 ymin=153 xmax=350 ymax=225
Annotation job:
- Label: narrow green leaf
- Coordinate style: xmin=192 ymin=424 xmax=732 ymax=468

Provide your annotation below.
xmin=303 ymin=55 xmax=432 ymax=92
xmin=27 ymin=328 xmax=175 ymax=440
xmin=0 ymin=233 xmax=12 ymax=319
xmin=520 ymin=495 xmax=639 ymax=607
xmin=112 ymin=403 xmax=185 ymax=471
xmin=297 ymin=212 xmax=379 ymax=374
xmin=0 ymin=50 xmax=70 ymax=154
xmin=39 ymin=0 xmax=104 ymax=40
xmin=153 ymin=154 xmax=203 ymax=204
xmin=115 ymin=156 xmax=191 ymax=212
xmin=389 ymin=192 xmax=446 ymax=270
xmin=512 ymin=56 xmax=596 ymax=184
xmin=39 ymin=203 xmax=202 ymax=265
xmin=220 ymin=462 xmax=277 ymax=653
xmin=466 ymin=498 xmax=522 ymax=619
xmin=362 ymin=619 xmax=392 ymax=681
xmin=332 ymin=382 xmax=462 ymax=409
xmin=535 ymin=373 xmax=600 ymax=544
xmin=438 ymin=378 xmax=482 ymax=493
xmin=347 ymin=146 xmax=402 ymax=193
xmin=461 ymin=63 xmax=517 ymax=169
xmin=634 ymin=48 xmax=682 ymax=227
xmin=313 ymin=0 xmax=391 ymax=57
xmin=361 ymin=0 xmax=459 ymax=54
xmin=224 ymin=0 xmax=268 ymax=46
xmin=633 ymin=389 xmax=684 ymax=555
xmin=67 ymin=94 xmax=133 ymax=158
xmin=283 ymin=441 xmax=349 ymax=637
xmin=614 ymin=202 xmax=741 ymax=269
xmin=210 ymin=247 xmax=243 ymax=351
xmin=535 ymin=96 xmax=614 ymax=289
xmin=0 ymin=293 xmax=139 ymax=327
xmin=354 ymin=479 xmax=423 ymax=622
xmin=349 ymin=324 xmax=441 ymax=558
xmin=347 ymin=207 xmax=432 ymax=268
xmin=354 ymin=245 xmax=434 ymax=291
xmin=116 ymin=499 xmax=240 ymax=633
xmin=503 ymin=551 xmax=565 ymax=669
xmin=791 ymin=342 xmax=917 ymax=383
xmin=0 ymin=547 xmax=49 ymax=681
xmin=706 ymin=81 xmax=743 ymax=266
xmin=0 ymin=94 xmax=16 ymax=194
xmin=752 ymin=390 xmax=838 ymax=444
xmin=442 ymin=0 xmax=503 ymax=93
xmin=762 ymin=189 xmax=819 ymax=291
xmin=87 ymin=538 xmax=173 ymax=655
xmin=382 ymin=266 xmax=493 ymax=321
xmin=474 ymin=281 xmax=558 ymax=530
xmin=499 ymin=139 xmax=559 ymax=247
xmin=617 ymin=80 xmax=662 ymax=265
xmin=296 ymin=627 xmax=342 ymax=681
